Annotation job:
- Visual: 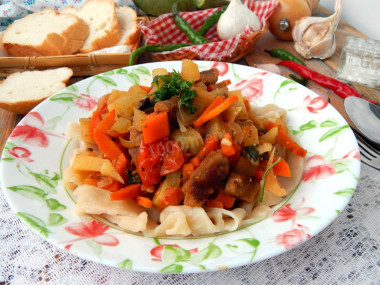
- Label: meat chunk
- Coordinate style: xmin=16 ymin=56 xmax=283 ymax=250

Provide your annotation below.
xmin=224 ymin=172 xmax=259 ymax=203
xmin=136 ymin=96 xmax=155 ymax=111
xmin=154 ymin=96 xmax=179 ymax=112
xmin=128 ymin=146 xmax=139 ymax=165
xmin=183 ymin=150 xmax=229 ymax=207
xmin=199 ymin=68 xmax=219 ymax=85
xmin=153 ymin=97 xmax=180 ymax=129
xmin=128 ymin=126 xmax=142 ymax=143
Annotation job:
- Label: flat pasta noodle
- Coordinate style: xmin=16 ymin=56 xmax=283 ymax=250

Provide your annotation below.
xmin=240 ymin=205 xmax=274 ymax=227
xmin=147 ymin=206 xmax=222 ymax=237
xmin=62 ymin=166 xmax=87 ymax=191
xmin=73 ymin=185 xmax=148 ymax=232
xmin=278 ymin=151 xmax=304 ymax=193
xmin=104 ymin=213 xmax=148 ymax=233
xmin=205 ymin=207 xmax=247 ymax=232
xmin=251 ymin=104 xmax=287 ymax=121
xmin=261 ymin=150 xmax=304 ymax=206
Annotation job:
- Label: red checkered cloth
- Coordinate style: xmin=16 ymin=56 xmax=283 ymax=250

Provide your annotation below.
xmin=139 ymin=0 xmax=278 ymax=61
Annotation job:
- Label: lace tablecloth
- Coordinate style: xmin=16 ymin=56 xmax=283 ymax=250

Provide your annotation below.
xmin=0 ymin=162 xmax=379 ymax=285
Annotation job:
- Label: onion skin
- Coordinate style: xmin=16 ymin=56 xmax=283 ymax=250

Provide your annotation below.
xmin=268 ymin=0 xmax=311 ymax=41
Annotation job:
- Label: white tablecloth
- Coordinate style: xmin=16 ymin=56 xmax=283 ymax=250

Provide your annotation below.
xmin=1 ymin=163 xmax=379 ymax=284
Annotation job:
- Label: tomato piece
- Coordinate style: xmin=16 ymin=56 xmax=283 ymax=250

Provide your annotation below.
xmin=161 ymin=141 xmax=184 ymax=176
xmin=136 ymin=139 xmax=185 ymax=186
xmin=137 ymin=141 xmax=162 ymax=186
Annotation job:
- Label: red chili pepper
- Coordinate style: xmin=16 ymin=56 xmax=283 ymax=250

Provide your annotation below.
xmin=277 ymin=60 xmax=377 ymax=105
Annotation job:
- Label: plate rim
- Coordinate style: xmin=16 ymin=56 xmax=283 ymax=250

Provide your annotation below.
xmin=0 ymin=60 xmax=361 ymax=273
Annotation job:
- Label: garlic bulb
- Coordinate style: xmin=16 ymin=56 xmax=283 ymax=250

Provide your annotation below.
xmin=292 ymin=0 xmax=342 ymax=59
xmin=304 ymin=0 xmax=319 ymax=12
xmin=217 ymin=0 xmax=261 ymax=40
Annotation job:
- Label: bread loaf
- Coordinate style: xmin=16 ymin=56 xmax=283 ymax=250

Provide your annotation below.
xmin=2 ymin=9 xmax=89 ymax=56
xmin=0 ymin=68 xmax=73 ymax=114
xmin=61 ymin=0 xmax=120 ymax=53
xmin=115 ymin=6 xmax=139 ymax=49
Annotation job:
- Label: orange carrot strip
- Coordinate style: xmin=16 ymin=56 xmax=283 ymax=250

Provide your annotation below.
xmin=142 ymin=111 xmax=169 ymax=144
xmin=138 ymin=85 xmax=151 ymax=92
xmin=193 ymin=95 xmax=238 ymax=127
xmin=192 ymin=96 xmax=223 ymax=127
xmin=113 ymin=153 xmax=128 ymax=174
xmin=215 ymin=192 xmax=236 ymax=209
xmin=182 ymin=163 xmax=194 ymax=180
xmin=135 ymin=196 xmax=152 ymax=208
xmin=277 ymin=128 xmax=307 ymax=158
xmin=221 ymin=133 xmax=236 ymax=157
xmin=265 ymin=121 xmax=307 ymax=158
xmin=84 ymin=175 xmax=121 ymax=191
xmin=103 ymin=180 xmax=122 ymax=192
xmin=243 ymin=97 xmax=251 ymax=112
xmin=262 ymin=151 xmax=286 ymax=198
xmin=206 ymin=199 xmax=223 ymax=208
xmin=88 ymin=110 xmax=102 ymax=139
xmin=265 ymin=121 xmax=278 ymax=131
xmin=93 ymin=128 xmax=123 ymax=160
xmin=190 ymin=156 xmax=201 ymax=168
xmin=192 ymin=135 xmax=219 ymax=163
xmin=109 ymin=184 xmax=141 ymax=201
xmin=97 ymin=94 xmax=110 ymax=114
xmin=96 ymin=108 xmax=116 ymax=133
xmin=84 ymin=177 xmax=99 ymax=187
xmin=273 ymin=156 xmax=291 ymax=177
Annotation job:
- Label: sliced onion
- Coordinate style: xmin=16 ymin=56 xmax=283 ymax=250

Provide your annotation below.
xmin=97 ymin=176 xmax=113 ymax=188
xmin=110 ymin=118 xmax=131 ymax=134
xmin=119 ymin=136 xmax=140 ymax=148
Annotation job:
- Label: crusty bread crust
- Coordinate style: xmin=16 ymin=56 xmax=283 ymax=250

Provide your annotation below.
xmin=0 ymin=67 xmax=73 ymax=114
xmin=2 ymin=9 xmax=89 ymax=56
xmin=0 ymin=99 xmax=48 ymax=115
xmin=115 ymin=6 xmax=139 ymax=49
xmin=61 ymin=0 xmax=120 ymax=53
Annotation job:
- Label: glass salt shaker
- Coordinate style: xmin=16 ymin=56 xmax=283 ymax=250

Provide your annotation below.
xmin=336 ymin=36 xmax=380 ymax=89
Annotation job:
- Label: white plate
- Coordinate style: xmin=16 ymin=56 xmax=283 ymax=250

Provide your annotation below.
xmin=0 ymin=61 xmax=360 ymax=273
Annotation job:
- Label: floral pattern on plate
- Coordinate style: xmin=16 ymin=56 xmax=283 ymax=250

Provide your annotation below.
xmin=0 ymin=61 xmax=360 ymax=273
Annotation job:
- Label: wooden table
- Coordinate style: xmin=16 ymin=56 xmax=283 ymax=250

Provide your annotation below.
xmin=0 ymin=6 xmax=379 ymax=153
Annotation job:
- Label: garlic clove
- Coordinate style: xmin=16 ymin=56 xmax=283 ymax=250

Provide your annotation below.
xmin=306 ymin=30 xmax=336 ymax=59
xmin=304 ymin=0 xmax=320 ymax=13
xmin=292 ymin=0 xmax=342 ymax=59
xmin=217 ymin=0 xmax=261 ymax=40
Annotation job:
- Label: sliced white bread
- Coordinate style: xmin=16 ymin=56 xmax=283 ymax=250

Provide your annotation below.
xmin=115 ymin=6 xmax=139 ymax=49
xmin=2 ymin=9 xmax=89 ymax=56
xmin=0 ymin=67 xmax=73 ymax=114
xmin=61 ymin=0 xmax=120 ymax=53
xmin=0 ymin=32 xmax=9 ymax=56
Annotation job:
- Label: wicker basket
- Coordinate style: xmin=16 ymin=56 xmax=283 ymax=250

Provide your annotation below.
xmin=0 ymin=53 xmax=133 ymax=78
xmin=0 ymin=17 xmax=145 ymax=78
xmin=152 ymin=23 xmax=269 ymax=63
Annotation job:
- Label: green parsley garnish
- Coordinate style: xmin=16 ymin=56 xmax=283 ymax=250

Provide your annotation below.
xmin=152 ymin=70 xmax=198 ymax=114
